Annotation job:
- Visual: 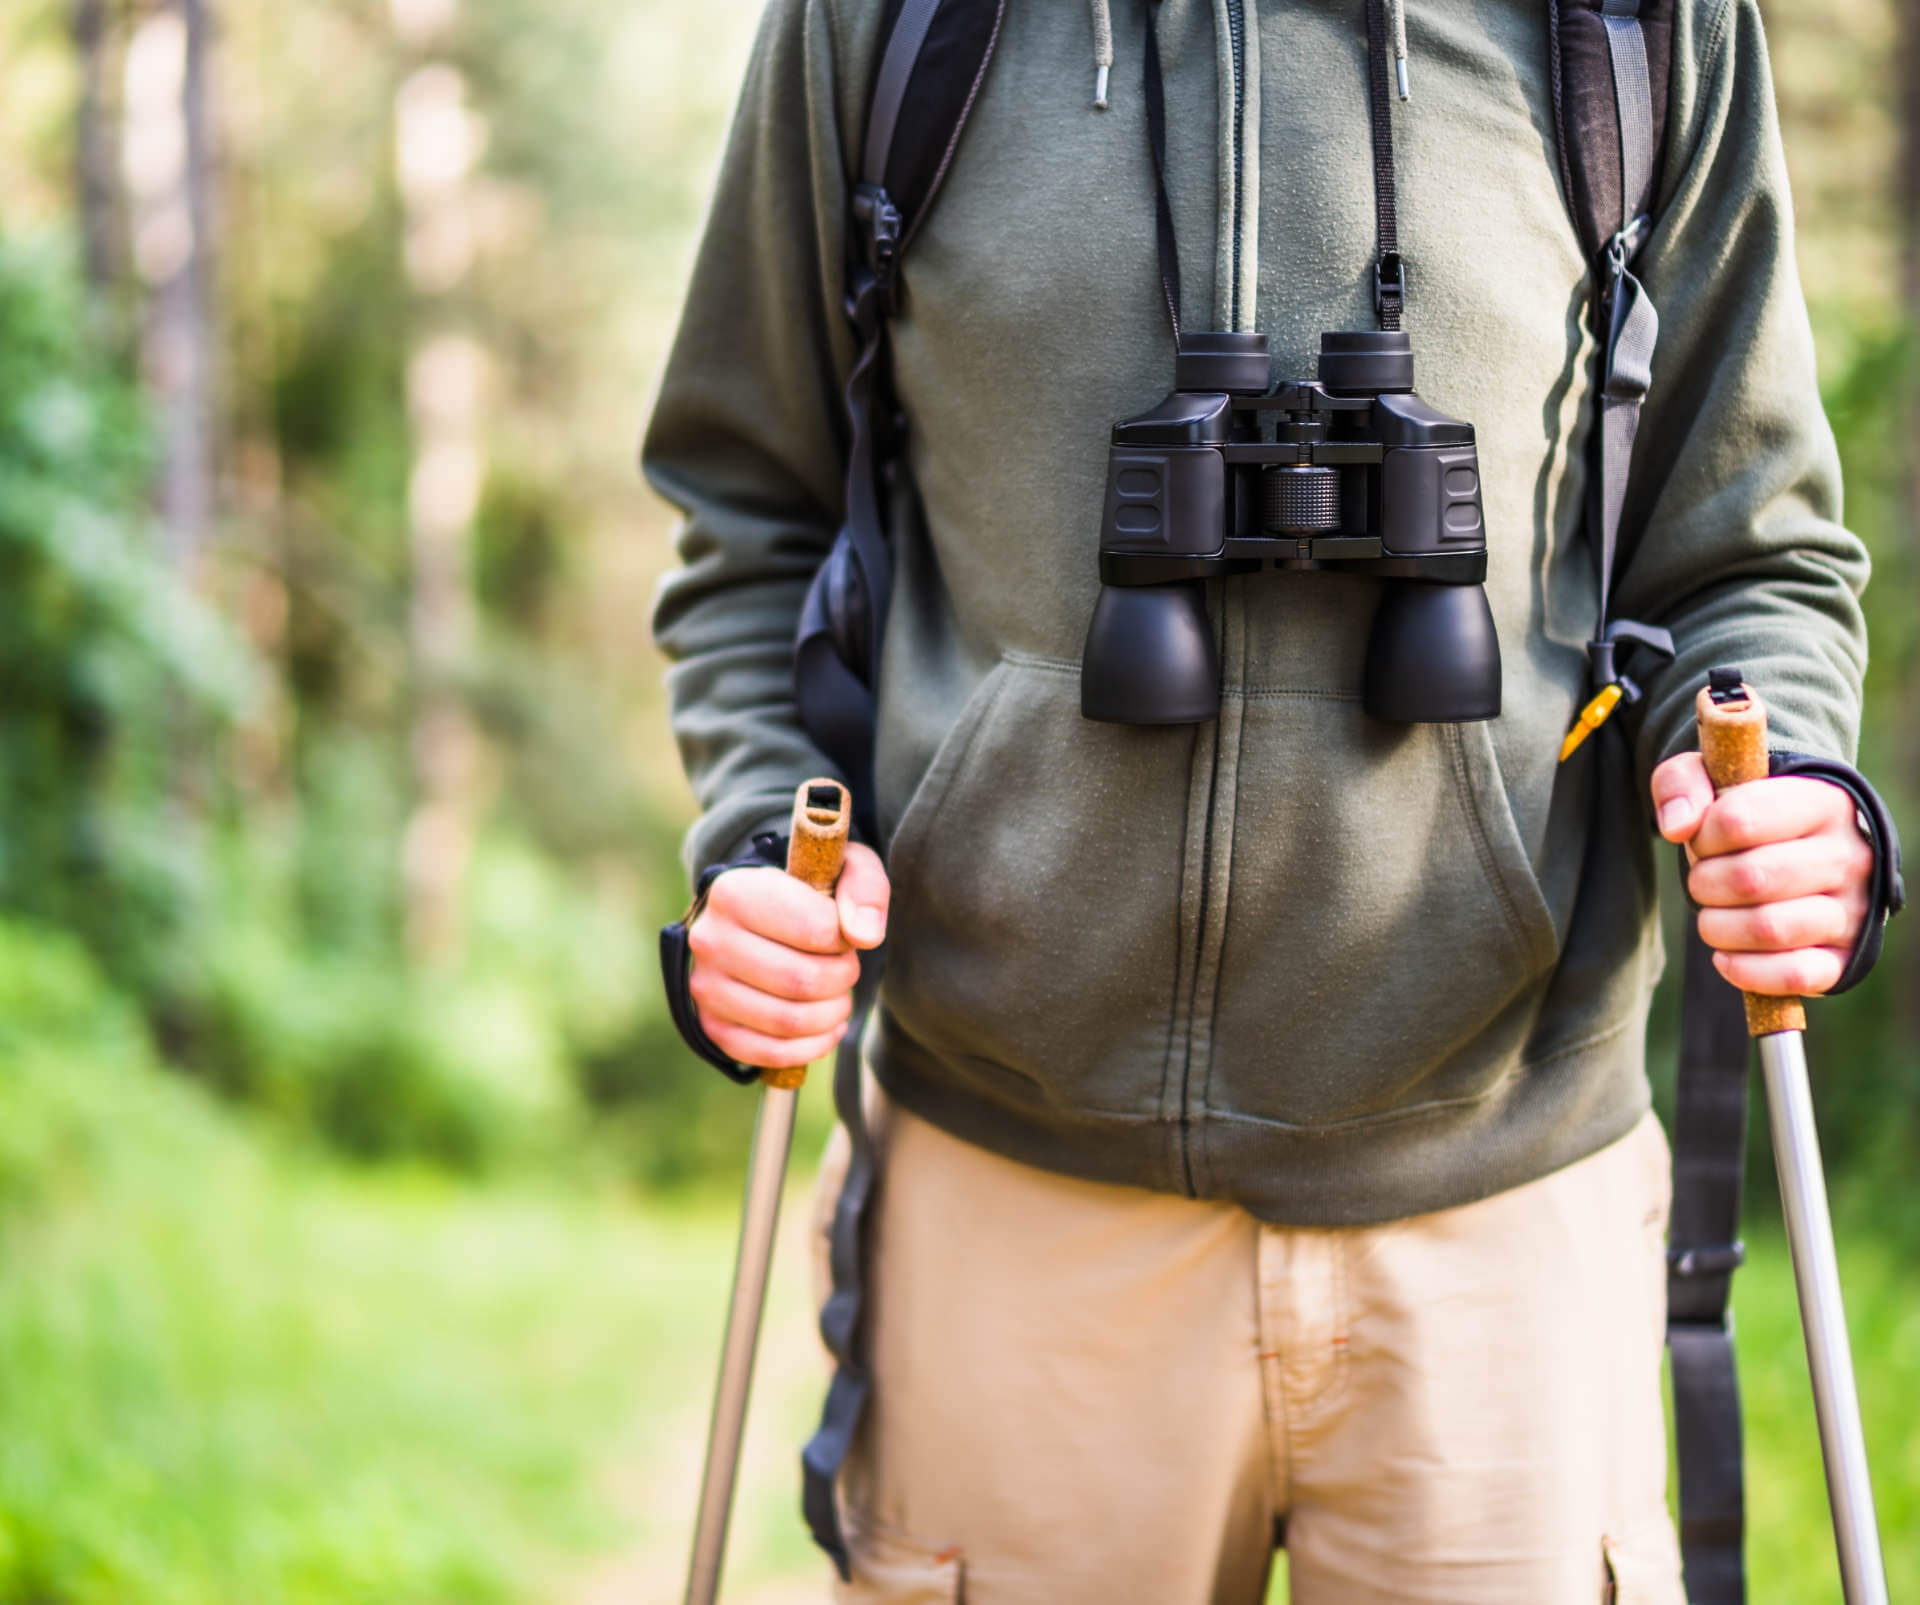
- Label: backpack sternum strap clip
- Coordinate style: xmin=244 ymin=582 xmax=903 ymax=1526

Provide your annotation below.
xmin=1561 ymin=620 xmax=1674 ymax=760
xmin=850 ymin=183 xmax=904 ymax=315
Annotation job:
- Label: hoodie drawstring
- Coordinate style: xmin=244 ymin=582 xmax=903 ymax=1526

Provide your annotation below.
xmin=1385 ymin=0 xmax=1410 ymax=98
xmin=1091 ymin=0 xmax=1114 ymax=107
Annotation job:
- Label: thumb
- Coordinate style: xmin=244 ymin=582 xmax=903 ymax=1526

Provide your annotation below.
xmin=835 ymin=842 xmax=891 ymax=950
xmin=1651 ymin=751 xmax=1714 ymax=844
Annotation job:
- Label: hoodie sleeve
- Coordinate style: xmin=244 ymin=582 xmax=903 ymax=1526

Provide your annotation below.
xmin=1610 ymin=0 xmax=1869 ymax=795
xmin=643 ymin=0 xmax=858 ymax=879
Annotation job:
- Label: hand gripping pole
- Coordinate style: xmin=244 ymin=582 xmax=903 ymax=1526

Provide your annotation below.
xmin=1695 ymin=677 xmax=1888 ymax=1605
xmin=684 ymin=780 xmax=852 ymax=1605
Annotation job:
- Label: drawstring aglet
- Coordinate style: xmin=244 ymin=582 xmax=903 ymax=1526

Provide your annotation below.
xmin=1094 ymin=63 xmax=1110 ymax=109
xmin=1558 ymin=683 xmax=1625 ymax=762
xmin=1395 ymin=56 xmax=1410 ymax=100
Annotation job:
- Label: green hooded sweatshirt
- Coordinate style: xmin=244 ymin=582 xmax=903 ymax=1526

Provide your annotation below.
xmin=644 ymin=0 xmax=1868 ymax=1224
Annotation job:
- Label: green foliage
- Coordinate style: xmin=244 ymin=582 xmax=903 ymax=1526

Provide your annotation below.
xmin=0 ymin=911 xmax=746 ymax=1605
xmin=0 ymin=235 xmax=250 ymax=1000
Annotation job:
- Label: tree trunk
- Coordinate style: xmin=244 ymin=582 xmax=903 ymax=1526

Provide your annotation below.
xmin=394 ymin=0 xmax=486 ymax=966
xmin=71 ymin=0 xmax=120 ymax=295
xmin=124 ymin=0 xmax=217 ymax=571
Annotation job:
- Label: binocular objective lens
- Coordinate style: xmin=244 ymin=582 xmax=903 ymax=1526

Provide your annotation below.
xmin=1261 ymin=465 xmax=1341 ymax=534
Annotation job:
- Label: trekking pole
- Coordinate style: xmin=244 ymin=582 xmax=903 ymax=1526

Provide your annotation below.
xmin=1696 ymin=675 xmax=1889 ymax=1605
xmin=684 ymin=779 xmax=852 ymax=1605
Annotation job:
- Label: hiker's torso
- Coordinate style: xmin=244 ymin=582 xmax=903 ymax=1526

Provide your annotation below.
xmin=851 ymin=0 xmax=1667 ymax=1221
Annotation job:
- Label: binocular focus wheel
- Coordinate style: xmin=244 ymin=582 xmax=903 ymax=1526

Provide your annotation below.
xmin=1261 ymin=466 xmax=1341 ymax=533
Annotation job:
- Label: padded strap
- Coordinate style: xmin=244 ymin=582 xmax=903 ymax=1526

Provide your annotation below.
xmin=1600 ymin=0 xmax=1655 ymax=222
xmin=800 ymin=955 xmax=884 ymax=1578
xmin=863 ymin=0 xmax=945 ymax=186
xmin=1668 ymin=874 xmax=1753 ymax=1604
xmin=1582 ymin=0 xmax=1664 ymax=696
xmin=657 ymin=831 xmax=792 ymax=1085
xmin=1588 ymin=227 xmax=1658 ymax=685
xmin=1769 ymin=752 xmax=1907 ymax=994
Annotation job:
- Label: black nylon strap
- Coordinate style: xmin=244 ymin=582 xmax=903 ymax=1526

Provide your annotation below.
xmin=1142 ymin=0 xmax=1182 ymax=345
xmin=1769 ymin=752 xmax=1907 ymax=994
xmin=794 ymin=266 xmax=893 ymax=832
xmin=1363 ymin=0 xmax=1403 ymax=329
xmin=1668 ymin=880 xmax=1753 ymax=1604
xmin=800 ymin=955 xmax=884 ymax=1578
xmin=1671 ymin=1319 xmax=1748 ymax=1605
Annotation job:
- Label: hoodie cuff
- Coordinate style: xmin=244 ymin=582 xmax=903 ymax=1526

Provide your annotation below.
xmin=659 ymin=829 xmax=791 ymax=1084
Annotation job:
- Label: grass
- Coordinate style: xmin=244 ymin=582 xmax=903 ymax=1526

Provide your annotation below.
xmin=0 ymin=920 xmax=838 ymax=1603
xmin=0 ymin=924 xmax=1913 ymax=1602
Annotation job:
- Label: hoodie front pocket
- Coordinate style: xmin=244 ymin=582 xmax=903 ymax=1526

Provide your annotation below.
xmin=1207 ymin=698 xmax=1559 ymax=1129
xmin=880 ymin=657 xmax=1195 ymax=1121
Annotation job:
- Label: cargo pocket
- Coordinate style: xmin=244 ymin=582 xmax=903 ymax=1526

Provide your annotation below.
xmin=833 ymin=1522 xmax=965 ymax=1604
xmin=1601 ymin=1523 xmax=1685 ymax=1603
xmin=878 ymin=656 xmax=1194 ymax=1120
xmin=1210 ymin=700 xmax=1560 ymax=1127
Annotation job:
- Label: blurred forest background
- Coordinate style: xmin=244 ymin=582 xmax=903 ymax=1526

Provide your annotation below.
xmin=0 ymin=0 xmax=1915 ymax=1600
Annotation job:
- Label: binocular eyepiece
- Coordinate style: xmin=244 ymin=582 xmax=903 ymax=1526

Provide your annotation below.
xmin=1080 ymin=329 xmax=1501 ymax=726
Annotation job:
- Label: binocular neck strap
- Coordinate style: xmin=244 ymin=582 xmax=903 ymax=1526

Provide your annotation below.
xmin=1362 ymin=0 xmax=1404 ymax=330
xmin=1141 ymin=0 xmax=1405 ymax=347
xmin=1143 ymin=0 xmax=1183 ymax=345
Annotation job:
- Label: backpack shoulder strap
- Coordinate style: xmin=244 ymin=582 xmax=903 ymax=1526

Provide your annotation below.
xmin=1548 ymin=0 xmax=1677 ymax=710
xmin=859 ymin=0 xmax=1006 ymax=255
xmin=1549 ymin=0 xmax=1673 ymax=266
xmin=795 ymin=0 xmax=1004 ymax=1579
xmin=1553 ymin=9 xmax=1749 ymax=1601
xmin=793 ymin=0 xmax=1005 ymax=843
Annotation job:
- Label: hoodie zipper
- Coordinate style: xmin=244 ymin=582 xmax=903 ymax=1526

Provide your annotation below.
xmin=1225 ymin=0 xmax=1247 ymax=327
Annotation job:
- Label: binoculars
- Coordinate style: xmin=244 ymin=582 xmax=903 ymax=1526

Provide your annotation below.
xmin=1081 ymin=329 xmax=1501 ymax=725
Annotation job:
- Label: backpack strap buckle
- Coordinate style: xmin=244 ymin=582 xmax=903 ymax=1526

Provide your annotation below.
xmin=1604 ymin=213 xmax=1653 ymax=281
xmin=851 ymin=183 xmax=904 ymax=315
xmin=1669 ymin=1241 xmax=1748 ymax=1279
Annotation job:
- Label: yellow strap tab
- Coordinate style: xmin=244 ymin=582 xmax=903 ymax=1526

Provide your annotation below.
xmin=1558 ymin=682 xmax=1624 ymax=762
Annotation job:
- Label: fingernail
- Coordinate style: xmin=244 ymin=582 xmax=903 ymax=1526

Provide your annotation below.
xmin=1659 ymin=798 xmax=1693 ymax=836
xmin=850 ymin=907 xmax=883 ymax=943
xmin=1712 ymin=950 xmax=1731 ymax=974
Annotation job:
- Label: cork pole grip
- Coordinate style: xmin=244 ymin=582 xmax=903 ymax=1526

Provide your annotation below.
xmin=1695 ymin=683 xmax=1808 ymax=1038
xmin=759 ymin=779 xmax=853 ymax=1090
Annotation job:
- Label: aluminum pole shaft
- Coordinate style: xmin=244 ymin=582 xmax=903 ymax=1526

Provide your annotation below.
xmin=684 ymin=1084 xmax=801 ymax=1605
xmin=1758 ymin=1029 xmax=1889 ymax=1605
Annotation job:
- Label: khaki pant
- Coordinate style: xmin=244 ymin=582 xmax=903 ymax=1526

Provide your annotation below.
xmin=812 ymin=1092 xmax=1685 ymax=1605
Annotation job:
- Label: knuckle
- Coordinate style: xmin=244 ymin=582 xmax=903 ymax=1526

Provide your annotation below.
xmin=1716 ymin=796 xmax=1762 ymax=846
xmin=1750 ymin=904 xmax=1788 ymax=950
xmin=1729 ymin=858 xmax=1770 ymax=901
xmin=768 ymin=999 xmax=810 ymax=1038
